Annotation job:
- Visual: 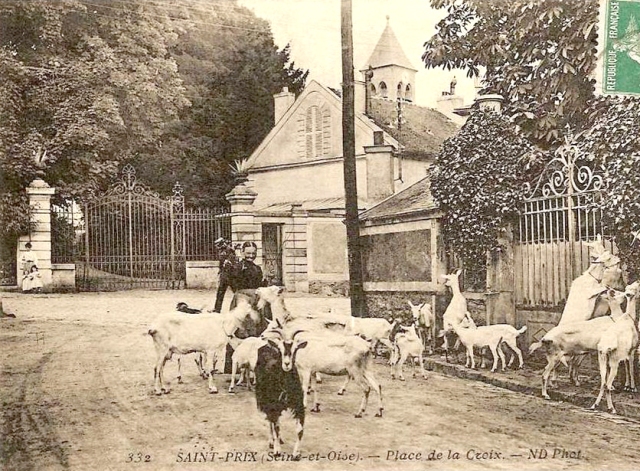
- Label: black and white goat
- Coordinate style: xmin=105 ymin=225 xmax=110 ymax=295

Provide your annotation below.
xmin=255 ymin=327 xmax=306 ymax=459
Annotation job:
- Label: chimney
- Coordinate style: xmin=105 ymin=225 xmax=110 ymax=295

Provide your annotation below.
xmin=474 ymin=94 xmax=505 ymax=114
xmin=354 ymin=80 xmax=367 ymax=115
xmin=273 ymin=87 xmax=295 ymax=124
xmin=436 ymin=93 xmax=464 ymax=116
xmin=364 ymin=132 xmax=394 ymax=202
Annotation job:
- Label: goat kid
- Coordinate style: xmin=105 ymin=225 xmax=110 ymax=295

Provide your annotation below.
xmin=452 ymin=316 xmax=512 ymax=372
xmin=592 ymin=282 xmax=640 ymax=414
xmin=228 ymin=336 xmax=266 ymax=392
xmin=408 ymin=300 xmax=435 ymax=354
xmin=390 ymin=324 xmax=427 ymax=381
xmin=464 ymin=314 xmax=527 ymax=370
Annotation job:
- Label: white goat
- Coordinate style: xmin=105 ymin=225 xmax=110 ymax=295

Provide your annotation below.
xmin=464 ymin=314 xmax=527 ymax=369
xmin=287 ymin=328 xmax=384 ymax=418
xmin=553 ymin=237 xmax=624 ymax=386
xmin=343 ymin=316 xmax=396 ymax=359
xmin=592 ymin=282 xmax=640 ymax=414
xmin=228 ymin=336 xmax=266 ymax=393
xmin=559 ymin=239 xmax=622 ymax=325
xmin=148 ymin=298 xmax=256 ymax=395
xmin=529 ymin=288 xmax=629 ymax=400
xmin=390 ymin=324 xmax=427 ymax=381
xmin=440 ymin=270 xmax=468 ymax=357
xmin=452 ymin=316 xmax=514 ymax=372
xmin=408 ymin=300 xmax=435 ymax=354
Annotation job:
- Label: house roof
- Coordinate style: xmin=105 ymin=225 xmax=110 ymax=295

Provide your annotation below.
xmin=359 ymin=176 xmax=437 ymax=221
xmin=363 ymin=20 xmax=417 ymax=72
xmin=246 ymin=80 xmax=398 ymax=170
xmin=256 ymin=196 xmax=371 ymax=214
xmin=367 ymin=99 xmax=460 ymax=160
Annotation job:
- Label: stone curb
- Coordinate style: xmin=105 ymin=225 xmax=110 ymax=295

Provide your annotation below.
xmin=423 ymin=357 xmax=640 ymax=421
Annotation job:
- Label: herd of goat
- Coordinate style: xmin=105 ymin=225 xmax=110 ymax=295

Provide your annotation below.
xmin=146 ymin=236 xmax=640 ymax=458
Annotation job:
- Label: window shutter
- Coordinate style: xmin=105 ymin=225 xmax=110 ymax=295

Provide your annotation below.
xmin=297 ymin=112 xmax=306 ymax=159
xmin=306 ymin=107 xmax=314 ymax=157
xmin=314 ymin=107 xmax=322 ymax=158
xmin=322 ymin=107 xmax=331 ymax=156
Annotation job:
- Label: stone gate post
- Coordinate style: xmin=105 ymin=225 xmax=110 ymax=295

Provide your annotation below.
xmin=17 ymin=179 xmax=55 ymax=290
xmin=225 ymin=182 xmax=260 ymax=250
xmin=485 ymin=224 xmax=516 ymax=326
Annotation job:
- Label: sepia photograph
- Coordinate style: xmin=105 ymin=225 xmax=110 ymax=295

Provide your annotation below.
xmin=2 ymin=0 xmax=640 ymax=470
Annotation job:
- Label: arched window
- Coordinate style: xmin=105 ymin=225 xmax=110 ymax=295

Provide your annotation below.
xmin=379 ymin=81 xmax=388 ymax=98
xmin=405 ymin=84 xmax=412 ymax=102
xmin=397 ymin=82 xmax=403 ymax=100
xmin=370 ymin=83 xmax=377 ymax=96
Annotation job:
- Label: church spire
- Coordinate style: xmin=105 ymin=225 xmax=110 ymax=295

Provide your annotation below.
xmin=363 ymin=17 xmax=416 ymax=71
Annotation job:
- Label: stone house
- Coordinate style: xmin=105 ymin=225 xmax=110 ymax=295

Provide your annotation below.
xmin=226 ymin=21 xmax=459 ymax=294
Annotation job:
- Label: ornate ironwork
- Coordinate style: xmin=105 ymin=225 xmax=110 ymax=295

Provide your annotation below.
xmin=67 ymin=166 xmax=231 ymax=291
xmin=104 ymin=164 xmax=162 ymax=199
xmin=522 ymin=139 xmax=604 ymax=200
xmin=516 ymin=134 xmax=611 ymax=309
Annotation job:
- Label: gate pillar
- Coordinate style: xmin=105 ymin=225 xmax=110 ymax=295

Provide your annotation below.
xmin=225 ymin=182 xmax=260 ymax=248
xmin=17 ymin=179 xmax=55 ymax=290
xmin=485 ymin=224 xmax=516 ymax=326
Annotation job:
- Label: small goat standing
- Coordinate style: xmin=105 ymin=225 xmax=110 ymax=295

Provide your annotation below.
xmin=390 ymin=324 xmax=428 ymax=381
xmin=408 ymin=300 xmax=434 ymax=354
xmin=592 ymin=282 xmax=640 ymax=414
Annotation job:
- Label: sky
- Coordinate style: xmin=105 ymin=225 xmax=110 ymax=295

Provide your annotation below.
xmin=238 ymin=0 xmax=478 ymax=109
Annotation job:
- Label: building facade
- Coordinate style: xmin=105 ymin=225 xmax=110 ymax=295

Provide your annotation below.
xmin=229 ymin=21 xmax=459 ymax=293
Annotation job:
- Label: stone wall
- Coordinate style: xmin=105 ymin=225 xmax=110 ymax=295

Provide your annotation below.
xmin=308 ymin=280 xmax=349 ymax=297
xmin=51 ymin=263 xmax=75 ymax=292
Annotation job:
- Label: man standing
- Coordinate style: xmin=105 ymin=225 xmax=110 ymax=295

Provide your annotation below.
xmin=212 ymin=238 xmax=238 ymax=314
xmin=228 ymin=241 xmax=264 ymax=293
xmin=212 ymin=241 xmax=265 ymax=313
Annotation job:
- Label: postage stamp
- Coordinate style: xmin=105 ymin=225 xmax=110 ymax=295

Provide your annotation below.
xmin=597 ymin=0 xmax=640 ymax=95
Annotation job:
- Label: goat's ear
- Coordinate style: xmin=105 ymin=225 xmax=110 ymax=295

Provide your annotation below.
xmin=455 ymin=269 xmax=462 ymax=276
xmin=437 ymin=329 xmax=445 ymax=338
xmin=277 ymin=286 xmax=284 ymax=294
xmin=295 ymin=340 xmax=308 ymax=351
xmin=267 ymin=338 xmax=280 ymax=349
xmin=407 ymin=301 xmax=414 ymax=308
xmin=275 ymin=318 xmax=283 ymax=329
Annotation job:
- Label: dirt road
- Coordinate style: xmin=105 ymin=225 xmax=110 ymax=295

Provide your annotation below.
xmin=1 ymin=290 xmax=640 ymax=471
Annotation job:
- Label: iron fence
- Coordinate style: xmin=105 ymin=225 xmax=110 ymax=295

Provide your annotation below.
xmin=51 ymin=165 xmax=231 ymax=291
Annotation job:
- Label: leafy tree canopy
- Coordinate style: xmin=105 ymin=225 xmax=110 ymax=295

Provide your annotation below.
xmin=430 ymin=110 xmax=533 ymax=287
xmin=0 ymin=0 xmax=307 ymax=239
xmin=423 ymin=0 xmax=598 ymax=146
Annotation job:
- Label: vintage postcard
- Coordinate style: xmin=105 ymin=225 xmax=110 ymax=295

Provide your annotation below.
xmin=2 ymin=1 xmax=640 ymax=471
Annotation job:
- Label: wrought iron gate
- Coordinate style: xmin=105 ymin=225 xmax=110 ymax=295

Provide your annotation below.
xmin=76 ymin=165 xmax=184 ymax=290
xmin=262 ymin=223 xmax=283 ymax=285
xmin=53 ymin=165 xmax=232 ymax=291
xmin=514 ymin=141 xmax=613 ymax=308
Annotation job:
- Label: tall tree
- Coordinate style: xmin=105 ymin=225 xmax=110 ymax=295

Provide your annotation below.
xmin=422 ymin=0 xmax=598 ymax=146
xmin=0 ymin=0 xmax=189 ymax=276
xmin=129 ymin=0 xmax=308 ymax=206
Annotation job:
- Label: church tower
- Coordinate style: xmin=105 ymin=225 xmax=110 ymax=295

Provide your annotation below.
xmin=360 ymin=16 xmax=418 ymax=103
